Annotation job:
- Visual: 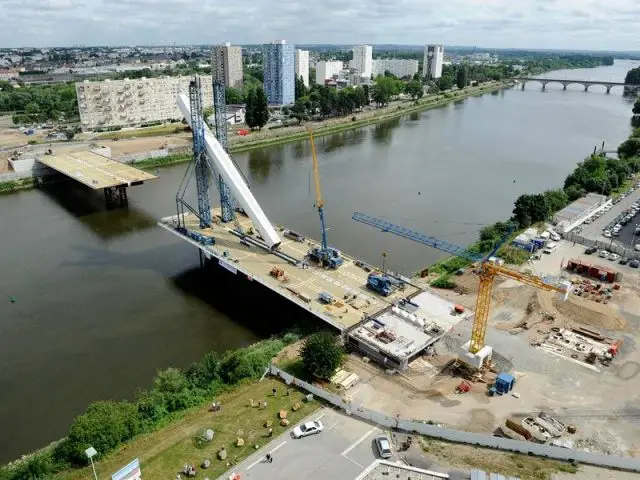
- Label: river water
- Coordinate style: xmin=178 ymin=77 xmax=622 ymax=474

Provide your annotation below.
xmin=0 ymin=60 xmax=637 ymax=463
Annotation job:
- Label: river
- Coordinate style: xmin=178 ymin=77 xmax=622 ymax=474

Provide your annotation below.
xmin=0 ymin=60 xmax=637 ymax=463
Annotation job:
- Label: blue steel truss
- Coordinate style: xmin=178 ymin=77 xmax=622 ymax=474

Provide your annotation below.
xmin=175 ymin=76 xmax=211 ymax=229
xmin=352 ymin=212 xmax=484 ymax=263
xmin=352 ymin=212 xmax=513 ymax=264
xmin=212 ymin=78 xmax=235 ymax=223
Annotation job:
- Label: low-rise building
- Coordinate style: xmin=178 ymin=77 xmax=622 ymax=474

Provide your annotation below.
xmin=76 ymin=76 xmax=213 ymax=131
xmin=553 ymin=193 xmax=611 ymax=233
xmin=0 ymin=69 xmax=19 ymax=81
xmin=372 ymin=59 xmax=419 ymax=79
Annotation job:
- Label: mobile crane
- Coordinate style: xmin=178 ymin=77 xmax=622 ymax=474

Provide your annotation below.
xmin=307 ymin=129 xmax=343 ymax=269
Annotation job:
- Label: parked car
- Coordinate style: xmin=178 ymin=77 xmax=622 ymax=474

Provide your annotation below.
xmin=292 ymin=420 xmax=324 ymax=439
xmin=635 ymin=244 xmax=640 ymax=252
xmin=598 ymin=250 xmax=610 ymax=259
xmin=609 ymin=253 xmax=620 ymax=261
xmin=603 ymin=230 xmax=612 ymax=238
xmin=584 ymin=246 xmax=597 ymax=255
xmin=374 ymin=436 xmax=393 ymax=459
xmin=630 ymin=260 xmax=640 ymax=268
xmin=619 ymin=258 xmax=629 ymax=265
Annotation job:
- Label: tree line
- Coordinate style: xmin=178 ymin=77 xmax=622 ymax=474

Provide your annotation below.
xmin=0 ymin=81 xmax=79 ymax=125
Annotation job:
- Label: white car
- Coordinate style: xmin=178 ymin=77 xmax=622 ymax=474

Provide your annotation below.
xmin=609 ymin=253 xmax=620 ymax=261
xmin=599 ymin=250 xmax=610 ymax=259
xmin=292 ymin=420 xmax=324 ymax=438
xmin=636 ymin=244 xmax=640 ymax=252
xmin=603 ymin=230 xmax=612 ymax=238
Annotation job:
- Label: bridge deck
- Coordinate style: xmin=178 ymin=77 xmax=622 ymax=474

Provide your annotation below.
xmin=37 ymin=150 xmax=157 ymax=190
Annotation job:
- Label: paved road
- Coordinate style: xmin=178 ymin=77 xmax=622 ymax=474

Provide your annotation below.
xmin=225 ymin=408 xmax=391 ymax=480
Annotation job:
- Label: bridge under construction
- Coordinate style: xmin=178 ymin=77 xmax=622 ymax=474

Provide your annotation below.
xmin=37 ymin=148 xmax=157 ymax=208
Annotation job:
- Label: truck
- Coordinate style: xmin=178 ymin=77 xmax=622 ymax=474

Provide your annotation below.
xmin=366 ymin=273 xmax=394 ymax=296
xmin=308 ymin=247 xmax=343 ymax=269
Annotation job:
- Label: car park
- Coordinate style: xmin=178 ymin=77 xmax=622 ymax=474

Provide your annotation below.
xmin=374 ymin=436 xmax=393 ymax=459
xmin=292 ymin=420 xmax=324 ymax=439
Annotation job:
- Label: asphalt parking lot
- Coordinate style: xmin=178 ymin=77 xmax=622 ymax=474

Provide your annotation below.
xmin=229 ymin=408 xmax=393 ymax=480
xmin=578 ymin=186 xmax=640 ymax=241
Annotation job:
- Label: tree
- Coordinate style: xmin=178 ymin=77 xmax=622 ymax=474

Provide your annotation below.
xmin=405 ymin=80 xmax=424 ymax=100
xmin=65 ymin=129 xmax=75 ymax=141
xmin=290 ymin=98 xmax=308 ymax=124
xmin=225 ymin=87 xmax=244 ymax=104
xmin=456 ymin=67 xmax=469 ymax=90
xmin=153 ymin=367 xmax=188 ymax=394
xmin=633 ymin=99 xmax=640 ymax=116
xmin=371 ymin=75 xmax=398 ymax=107
xmin=295 ymin=75 xmax=307 ymax=100
xmin=436 ymin=75 xmax=454 ymax=91
xmin=245 ymin=89 xmax=257 ymax=128
xmin=565 ymin=184 xmax=586 ymax=201
xmin=512 ymin=193 xmax=550 ymax=228
xmin=61 ymin=401 xmax=141 ymax=464
xmin=362 ymin=84 xmax=370 ymax=106
xmin=618 ymin=138 xmax=640 ymax=159
xmin=300 ymin=332 xmax=345 ymax=379
xmin=543 ymin=189 xmax=568 ymax=213
xmin=253 ymin=87 xmax=270 ymax=129
xmin=625 ymin=67 xmax=640 ymax=86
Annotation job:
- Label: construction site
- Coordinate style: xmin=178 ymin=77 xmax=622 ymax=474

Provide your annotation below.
xmin=159 ymin=75 xmax=640 ymax=464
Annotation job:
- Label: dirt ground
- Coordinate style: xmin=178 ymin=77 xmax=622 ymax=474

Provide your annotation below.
xmin=104 ymin=135 xmax=190 ymax=156
xmin=340 ymin=240 xmax=640 ymax=460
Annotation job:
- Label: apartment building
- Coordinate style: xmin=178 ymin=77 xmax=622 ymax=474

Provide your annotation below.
xmin=424 ymin=45 xmax=444 ymax=79
xmin=371 ymin=59 xmax=419 ymax=79
xmin=212 ymin=42 xmax=243 ymax=89
xmin=76 ymin=76 xmax=213 ymax=131
xmin=295 ymin=49 xmax=310 ymax=88
xmin=350 ymin=45 xmax=373 ymax=78
xmin=262 ymin=40 xmax=295 ymax=105
xmin=315 ymin=61 xmax=344 ymax=86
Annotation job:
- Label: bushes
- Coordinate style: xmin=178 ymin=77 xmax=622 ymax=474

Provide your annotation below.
xmin=220 ymin=338 xmax=286 ymax=384
xmin=56 ymin=400 xmax=141 ymax=465
xmin=431 ymin=275 xmax=457 ymax=289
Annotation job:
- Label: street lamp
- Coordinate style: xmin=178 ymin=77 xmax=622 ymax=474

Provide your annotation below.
xmin=85 ymin=446 xmax=98 ymax=480
xmin=381 ymin=252 xmax=387 ymax=272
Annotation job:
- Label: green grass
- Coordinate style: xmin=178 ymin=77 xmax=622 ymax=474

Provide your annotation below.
xmin=0 ymin=177 xmax=35 ymax=194
xmin=95 ymin=123 xmax=183 ymax=140
xmin=134 ymin=153 xmax=192 ymax=169
xmin=54 ymin=378 xmax=320 ymax=480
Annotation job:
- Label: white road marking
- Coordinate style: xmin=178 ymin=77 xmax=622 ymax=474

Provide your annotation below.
xmin=315 ymin=412 xmax=326 ymax=421
xmin=341 ymin=426 xmax=377 ymax=456
xmin=342 ymin=454 xmax=365 ymax=469
xmin=245 ymin=440 xmax=287 ymax=471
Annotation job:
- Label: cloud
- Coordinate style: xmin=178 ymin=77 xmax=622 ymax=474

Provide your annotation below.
xmin=0 ymin=0 xmax=637 ymax=50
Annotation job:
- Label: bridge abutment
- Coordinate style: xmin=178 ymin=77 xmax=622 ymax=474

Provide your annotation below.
xmin=104 ymin=185 xmax=129 ymax=209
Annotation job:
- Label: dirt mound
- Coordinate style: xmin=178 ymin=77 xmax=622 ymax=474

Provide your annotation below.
xmin=552 ymin=295 xmax=627 ymax=331
xmin=536 ymin=291 xmax=627 ymax=331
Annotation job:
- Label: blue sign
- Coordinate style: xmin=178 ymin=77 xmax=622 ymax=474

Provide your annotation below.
xmin=112 ymin=458 xmax=141 ymax=480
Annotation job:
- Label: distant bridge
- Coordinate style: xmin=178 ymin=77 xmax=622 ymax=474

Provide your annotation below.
xmin=514 ymin=77 xmax=640 ymax=94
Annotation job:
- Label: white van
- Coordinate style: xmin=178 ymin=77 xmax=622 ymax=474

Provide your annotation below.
xmin=543 ymin=242 xmax=558 ymax=254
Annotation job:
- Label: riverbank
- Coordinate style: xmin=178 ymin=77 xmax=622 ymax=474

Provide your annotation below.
xmin=135 ymin=80 xmax=510 ymax=170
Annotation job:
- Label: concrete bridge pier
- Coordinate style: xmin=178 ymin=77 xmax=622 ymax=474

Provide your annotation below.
xmin=521 ymin=81 xmax=526 ymax=91
xmin=562 ymin=82 xmax=568 ymax=91
xmin=104 ymin=185 xmax=129 ymax=209
xmin=606 ymin=86 xmax=612 ymax=94
xmin=541 ymin=81 xmax=547 ymax=92
xmin=584 ymin=85 xmax=589 ymax=92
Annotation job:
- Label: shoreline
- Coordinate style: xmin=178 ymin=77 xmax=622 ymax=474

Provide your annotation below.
xmin=0 ymin=80 xmax=511 ymax=187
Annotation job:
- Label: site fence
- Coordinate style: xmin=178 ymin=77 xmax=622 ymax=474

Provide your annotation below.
xmin=268 ymin=365 xmax=640 ymax=472
xmin=564 ymin=231 xmax=640 ymax=261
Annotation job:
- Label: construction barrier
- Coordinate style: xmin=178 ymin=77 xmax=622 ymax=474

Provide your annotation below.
xmin=268 ymin=365 xmax=640 ymax=473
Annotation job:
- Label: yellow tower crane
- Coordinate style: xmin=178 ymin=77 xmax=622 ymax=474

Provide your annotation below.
xmin=352 ymin=212 xmax=571 ymax=368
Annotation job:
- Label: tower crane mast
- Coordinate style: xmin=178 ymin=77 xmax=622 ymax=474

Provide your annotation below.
xmin=352 ymin=212 xmax=570 ymax=368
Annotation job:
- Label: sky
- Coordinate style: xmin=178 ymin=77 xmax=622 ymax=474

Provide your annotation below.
xmin=0 ymin=0 xmax=639 ymax=51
